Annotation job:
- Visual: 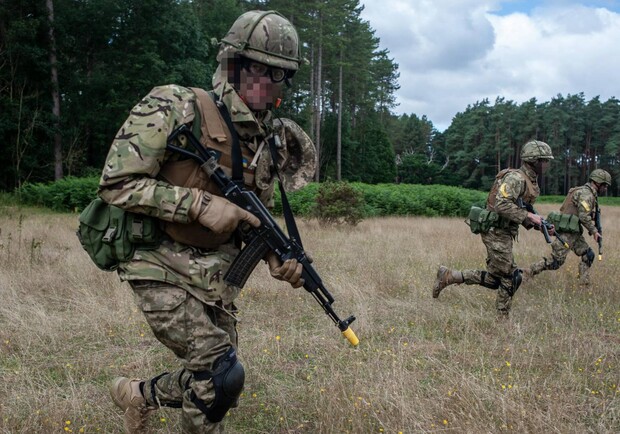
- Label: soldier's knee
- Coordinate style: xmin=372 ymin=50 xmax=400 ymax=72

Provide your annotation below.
xmin=500 ymin=269 xmax=523 ymax=297
xmin=546 ymin=257 xmax=562 ymax=270
xmin=191 ymin=347 xmax=245 ymax=423
xmin=582 ymin=248 xmax=595 ymax=267
xmin=480 ymin=271 xmax=501 ymax=289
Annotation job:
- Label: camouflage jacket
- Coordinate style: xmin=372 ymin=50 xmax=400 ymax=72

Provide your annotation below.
xmin=559 ymin=182 xmax=599 ymax=236
xmin=489 ymin=165 xmax=540 ymax=230
xmin=98 ymin=77 xmax=276 ymax=302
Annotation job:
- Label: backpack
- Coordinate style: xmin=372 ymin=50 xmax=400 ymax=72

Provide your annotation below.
xmin=76 ymin=198 xmax=161 ymax=271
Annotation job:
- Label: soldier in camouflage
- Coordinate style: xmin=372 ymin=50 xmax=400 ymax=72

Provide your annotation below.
xmin=432 ymin=140 xmax=554 ymax=317
xmin=102 ymin=11 xmax=316 ymax=434
xmin=525 ymin=169 xmax=612 ymax=289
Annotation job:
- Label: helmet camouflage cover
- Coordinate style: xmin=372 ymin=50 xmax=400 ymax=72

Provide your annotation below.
xmin=589 ymin=168 xmax=612 ymax=186
xmin=255 ymin=118 xmax=317 ymax=192
xmin=521 ymin=140 xmax=554 ymax=163
xmin=217 ymin=10 xmax=301 ymax=71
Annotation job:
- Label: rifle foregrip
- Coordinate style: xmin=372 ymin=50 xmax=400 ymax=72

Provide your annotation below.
xmin=224 ymin=235 xmax=271 ymax=288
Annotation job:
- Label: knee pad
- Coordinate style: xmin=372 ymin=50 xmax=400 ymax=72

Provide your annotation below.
xmin=582 ymin=248 xmax=595 ymax=267
xmin=480 ymin=271 xmax=501 ymax=289
xmin=501 ymin=269 xmax=522 ymax=297
xmin=511 ymin=269 xmax=523 ymax=295
xmin=546 ymin=257 xmax=561 ymax=270
xmin=191 ymin=347 xmax=245 ymax=423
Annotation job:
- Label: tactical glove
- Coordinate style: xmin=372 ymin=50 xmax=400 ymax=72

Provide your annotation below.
xmin=266 ymin=251 xmax=304 ymax=288
xmin=190 ymin=192 xmax=261 ymax=234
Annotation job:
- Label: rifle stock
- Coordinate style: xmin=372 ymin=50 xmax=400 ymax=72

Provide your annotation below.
xmin=166 ymin=125 xmax=359 ymax=347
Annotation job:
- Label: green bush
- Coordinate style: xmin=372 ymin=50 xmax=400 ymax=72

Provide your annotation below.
xmin=314 ymin=181 xmax=365 ymax=226
xmin=351 ymin=183 xmax=487 ymax=217
xmin=17 ymin=177 xmax=99 ymax=211
xmin=24 ymin=177 xmax=603 ymax=219
xmin=272 ymin=182 xmax=319 ymax=217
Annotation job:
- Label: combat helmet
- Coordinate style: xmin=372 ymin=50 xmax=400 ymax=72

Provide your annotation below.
xmin=217 ymin=10 xmax=301 ymax=71
xmin=589 ymin=169 xmax=612 ymax=186
xmin=521 ymin=140 xmax=554 ymax=163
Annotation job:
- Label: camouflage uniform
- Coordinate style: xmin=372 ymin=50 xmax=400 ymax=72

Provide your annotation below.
xmin=527 ymin=182 xmax=602 ymax=287
xmin=459 ymin=165 xmax=540 ymax=314
xmin=433 ymin=140 xmax=554 ymax=315
xmin=101 ymin=11 xmax=315 ymax=433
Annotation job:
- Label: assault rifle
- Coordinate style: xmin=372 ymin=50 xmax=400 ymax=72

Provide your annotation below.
xmin=166 ymin=125 xmax=359 ymax=347
xmin=519 ymin=199 xmax=569 ymax=248
xmin=595 ymin=203 xmax=603 ymax=261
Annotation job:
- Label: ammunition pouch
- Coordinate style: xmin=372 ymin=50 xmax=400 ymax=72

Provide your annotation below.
xmin=547 ymin=211 xmax=581 ymax=234
xmin=76 ymin=197 xmax=162 ymax=271
xmin=467 ymin=206 xmax=511 ymax=234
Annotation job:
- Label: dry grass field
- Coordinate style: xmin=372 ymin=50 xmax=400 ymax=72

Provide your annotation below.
xmin=0 ymin=204 xmax=618 ymax=433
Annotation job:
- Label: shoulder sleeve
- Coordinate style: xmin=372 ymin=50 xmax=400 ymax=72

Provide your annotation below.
xmin=574 ymin=188 xmax=597 ymax=235
xmin=494 ymin=171 xmax=528 ymax=223
xmin=98 ymin=85 xmax=200 ymax=223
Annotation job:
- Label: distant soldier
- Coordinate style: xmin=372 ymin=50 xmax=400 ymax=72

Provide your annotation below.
xmin=525 ymin=169 xmax=612 ymax=289
xmin=432 ymin=140 xmax=554 ymax=317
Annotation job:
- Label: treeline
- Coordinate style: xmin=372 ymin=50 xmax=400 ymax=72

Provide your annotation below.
xmin=390 ymin=94 xmax=620 ymax=196
xmin=1 ymin=1 xmax=619 ymax=196
xmin=0 ymin=0 xmax=399 ymax=190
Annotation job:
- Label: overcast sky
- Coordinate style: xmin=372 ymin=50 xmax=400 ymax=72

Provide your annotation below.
xmin=359 ymin=0 xmax=620 ymax=131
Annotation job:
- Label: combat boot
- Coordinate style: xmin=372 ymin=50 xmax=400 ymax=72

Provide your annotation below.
xmin=110 ymin=377 xmax=156 ymax=434
xmin=432 ymin=266 xmax=463 ymax=298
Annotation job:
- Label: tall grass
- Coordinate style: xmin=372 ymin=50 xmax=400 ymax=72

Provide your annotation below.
xmin=0 ymin=204 xmax=618 ymax=433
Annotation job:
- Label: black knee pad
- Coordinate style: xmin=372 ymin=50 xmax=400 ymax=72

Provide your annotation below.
xmin=501 ymin=269 xmax=522 ymax=297
xmin=191 ymin=347 xmax=245 ymax=423
xmin=546 ymin=257 xmax=561 ymax=270
xmin=582 ymin=248 xmax=595 ymax=267
xmin=480 ymin=271 xmax=501 ymax=289
xmin=511 ymin=269 xmax=523 ymax=295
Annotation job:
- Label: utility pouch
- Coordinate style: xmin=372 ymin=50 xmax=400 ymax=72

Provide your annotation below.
xmin=76 ymin=198 xmax=161 ymax=271
xmin=467 ymin=206 xmax=500 ymax=234
xmin=547 ymin=211 xmax=581 ymax=234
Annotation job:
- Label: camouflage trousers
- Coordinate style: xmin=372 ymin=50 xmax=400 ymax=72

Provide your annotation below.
xmin=130 ymin=280 xmax=239 ymax=433
xmin=528 ymin=232 xmax=592 ymax=285
xmin=461 ymin=228 xmax=517 ymax=314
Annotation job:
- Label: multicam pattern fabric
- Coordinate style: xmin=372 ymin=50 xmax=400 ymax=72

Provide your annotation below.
xmin=217 ymin=10 xmax=300 ymax=71
xmin=271 ymin=118 xmax=317 ymax=192
xmin=528 ymin=182 xmax=599 ymax=284
xmin=462 ymin=229 xmax=516 ymax=313
xmin=559 ymin=183 xmax=598 ymax=236
xmin=101 ymin=64 xmax=315 ymax=432
xmin=131 ymin=280 xmax=236 ymax=434
xmin=453 ymin=165 xmax=540 ymax=314
xmin=489 ymin=165 xmax=540 ymax=230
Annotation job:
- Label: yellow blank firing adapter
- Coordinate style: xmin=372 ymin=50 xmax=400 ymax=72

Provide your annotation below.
xmin=342 ymin=327 xmax=359 ymax=346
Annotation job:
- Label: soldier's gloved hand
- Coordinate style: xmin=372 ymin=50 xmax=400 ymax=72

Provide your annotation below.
xmin=266 ymin=252 xmax=304 ymax=288
xmin=545 ymin=223 xmax=556 ymax=236
xmin=190 ymin=192 xmax=261 ymax=234
xmin=526 ymin=212 xmax=543 ymax=227
xmin=594 ymin=232 xmax=602 ymax=242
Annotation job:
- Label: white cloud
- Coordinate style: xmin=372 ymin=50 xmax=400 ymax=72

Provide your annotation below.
xmin=360 ymin=0 xmax=620 ymax=131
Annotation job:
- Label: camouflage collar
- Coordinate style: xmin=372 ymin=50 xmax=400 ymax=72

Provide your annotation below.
xmin=586 ymin=182 xmax=598 ymax=197
xmin=520 ymin=164 xmax=538 ymax=181
xmin=212 ymin=66 xmax=272 ymax=139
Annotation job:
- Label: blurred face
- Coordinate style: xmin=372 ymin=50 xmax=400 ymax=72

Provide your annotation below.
xmin=534 ymin=158 xmax=551 ymax=175
xmin=226 ymin=57 xmax=291 ymax=111
xmin=597 ymin=182 xmax=608 ymax=195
